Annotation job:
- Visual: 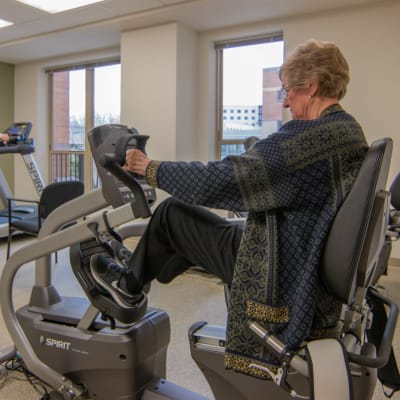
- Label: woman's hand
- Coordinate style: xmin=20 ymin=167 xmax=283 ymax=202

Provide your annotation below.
xmin=0 ymin=133 xmax=10 ymax=143
xmin=123 ymin=149 xmax=151 ymax=176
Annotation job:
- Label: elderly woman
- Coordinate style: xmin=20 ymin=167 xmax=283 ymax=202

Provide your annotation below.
xmin=91 ymin=39 xmax=368 ymax=375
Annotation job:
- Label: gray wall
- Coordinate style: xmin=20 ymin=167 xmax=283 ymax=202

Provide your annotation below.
xmin=0 ymin=62 xmax=14 ymax=206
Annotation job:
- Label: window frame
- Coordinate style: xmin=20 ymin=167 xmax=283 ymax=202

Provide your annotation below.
xmin=215 ymin=33 xmax=283 ymax=159
xmin=47 ymin=58 xmax=120 ymax=189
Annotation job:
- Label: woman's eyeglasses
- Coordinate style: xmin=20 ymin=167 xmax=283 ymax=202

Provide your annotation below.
xmin=280 ymin=85 xmax=290 ymax=98
xmin=278 ymin=85 xmax=290 ymax=103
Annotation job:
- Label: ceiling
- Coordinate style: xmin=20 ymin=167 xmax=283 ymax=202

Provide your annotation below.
xmin=0 ymin=0 xmax=386 ymax=64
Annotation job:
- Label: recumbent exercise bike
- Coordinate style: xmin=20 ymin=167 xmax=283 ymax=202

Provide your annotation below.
xmin=0 ymin=125 xmax=398 ymax=400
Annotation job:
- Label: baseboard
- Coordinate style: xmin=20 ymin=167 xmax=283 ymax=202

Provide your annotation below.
xmin=389 ymin=257 xmax=400 ymax=268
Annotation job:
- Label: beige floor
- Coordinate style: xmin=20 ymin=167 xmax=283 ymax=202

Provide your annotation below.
xmin=0 ymin=235 xmax=399 ymax=400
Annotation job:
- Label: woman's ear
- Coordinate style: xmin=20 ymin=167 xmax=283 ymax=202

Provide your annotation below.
xmin=309 ymin=80 xmax=319 ymax=97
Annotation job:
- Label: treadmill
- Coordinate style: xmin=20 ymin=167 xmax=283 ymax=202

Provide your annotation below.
xmin=0 ymin=122 xmax=45 ymax=238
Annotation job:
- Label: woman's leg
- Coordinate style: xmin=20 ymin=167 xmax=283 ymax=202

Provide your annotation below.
xmin=124 ymin=197 xmax=243 ymax=291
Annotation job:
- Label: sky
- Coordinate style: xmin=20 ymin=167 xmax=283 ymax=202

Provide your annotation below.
xmin=69 ymin=64 xmax=121 ymax=119
xmin=223 ymin=41 xmax=284 ymax=105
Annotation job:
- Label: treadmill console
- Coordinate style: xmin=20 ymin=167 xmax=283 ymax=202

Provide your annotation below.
xmin=88 ymin=124 xmax=156 ymax=210
xmin=2 ymin=122 xmax=32 ymax=143
xmin=0 ymin=122 xmax=35 ymax=154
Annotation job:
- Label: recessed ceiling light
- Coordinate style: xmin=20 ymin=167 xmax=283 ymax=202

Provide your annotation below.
xmin=16 ymin=0 xmax=105 ymax=14
xmin=0 ymin=19 xmax=14 ymax=28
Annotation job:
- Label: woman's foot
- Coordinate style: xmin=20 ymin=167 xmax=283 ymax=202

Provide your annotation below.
xmin=90 ymin=254 xmax=141 ymax=309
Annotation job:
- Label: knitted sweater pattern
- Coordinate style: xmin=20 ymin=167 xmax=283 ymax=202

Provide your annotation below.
xmin=145 ymin=104 xmax=368 ymax=377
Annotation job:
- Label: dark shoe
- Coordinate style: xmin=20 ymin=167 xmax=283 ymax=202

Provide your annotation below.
xmin=90 ymin=254 xmax=141 ymax=309
xmin=109 ymin=239 xmax=132 ymax=266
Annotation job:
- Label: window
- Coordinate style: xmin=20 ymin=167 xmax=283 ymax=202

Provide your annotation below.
xmin=51 ymin=69 xmax=85 ymax=152
xmin=216 ymin=34 xmax=284 ymax=158
xmin=48 ymin=60 xmax=121 ymax=188
xmin=94 ymin=64 xmax=121 ymax=126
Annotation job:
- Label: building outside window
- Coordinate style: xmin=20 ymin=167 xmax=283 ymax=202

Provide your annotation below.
xmin=48 ymin=62 xmax=121 ymax=189
xmin=216 ymin=34 xmax=284 ymax=158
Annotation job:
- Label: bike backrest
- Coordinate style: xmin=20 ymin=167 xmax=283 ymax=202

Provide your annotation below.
xmin=390 ymin=171 xmax=400 ymax=211
xmin=322 ymin=138 xmax=392 ymax=305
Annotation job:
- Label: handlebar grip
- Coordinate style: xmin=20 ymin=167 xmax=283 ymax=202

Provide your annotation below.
xmin=112 ymin=132 xmax=149 ymax=164
xmin=99 ymin=143 xmax=151 ymax=219
xmin=348 ymin=287 xmax=399 ymax=368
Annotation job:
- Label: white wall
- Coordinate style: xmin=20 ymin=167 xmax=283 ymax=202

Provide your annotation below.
xmin=176 ymin=23 xmax=197 ymax=161
xmin=120 ymin=23 xmax=197 ymax=203
xmin=283 ymin=2 xmax=399 ymax=158
xmin=121 ymin=23 xmax=197 ymax=162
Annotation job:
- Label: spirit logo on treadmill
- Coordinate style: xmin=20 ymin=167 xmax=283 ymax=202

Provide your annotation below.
xmin=27 ymin=161 xmax=45 ymax=193
xmin=40 ymin=335 xmax=71 ymax=351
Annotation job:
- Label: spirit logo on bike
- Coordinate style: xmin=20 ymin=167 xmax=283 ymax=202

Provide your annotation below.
xmin=40 ymin=335 xmax=71 ymax=351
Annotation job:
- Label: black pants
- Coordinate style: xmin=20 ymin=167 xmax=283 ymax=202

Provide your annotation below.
xmin=125 ymin=198 xmax=243 ymax=292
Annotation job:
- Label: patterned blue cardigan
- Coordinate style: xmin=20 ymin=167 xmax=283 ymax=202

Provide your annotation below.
xmin=145 ymin=104 xmax=368 ymax=378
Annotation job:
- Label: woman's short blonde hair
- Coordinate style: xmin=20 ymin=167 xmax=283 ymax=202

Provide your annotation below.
xmin=279 ymin=39 xmax=349 ymax=100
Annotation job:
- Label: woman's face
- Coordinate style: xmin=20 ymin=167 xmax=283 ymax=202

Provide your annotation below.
xmin=282 ymin=77 xmax=316 ymax=120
